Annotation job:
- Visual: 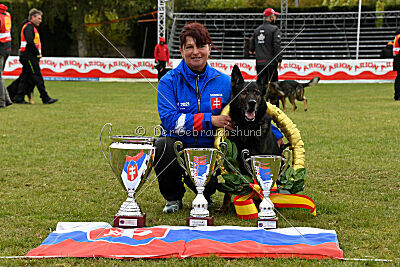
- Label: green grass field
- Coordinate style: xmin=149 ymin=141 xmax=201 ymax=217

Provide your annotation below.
xmin=0 ymin=80 xmax=399 ymax=265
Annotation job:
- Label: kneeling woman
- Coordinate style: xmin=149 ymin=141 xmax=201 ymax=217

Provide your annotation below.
xmin=155 ymin=23 xmax=232 ymax=213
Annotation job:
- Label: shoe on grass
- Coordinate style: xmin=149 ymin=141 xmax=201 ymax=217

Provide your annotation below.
xmin=163 ymin=200 xmax=183 ymax=213
xmin=43 ymin=98 xmax=58 ymax=104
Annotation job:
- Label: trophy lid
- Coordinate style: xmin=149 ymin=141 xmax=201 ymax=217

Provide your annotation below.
xmin=109 ymin=135 xmax=155 ymax=144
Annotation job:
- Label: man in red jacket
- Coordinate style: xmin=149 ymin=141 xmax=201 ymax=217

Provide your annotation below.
xmin=154 ymin=37 xmax=170 ymax=81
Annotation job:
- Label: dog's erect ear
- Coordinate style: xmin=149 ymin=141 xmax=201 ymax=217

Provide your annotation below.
xmin=231 ymin=65 xmax=244 ymax=90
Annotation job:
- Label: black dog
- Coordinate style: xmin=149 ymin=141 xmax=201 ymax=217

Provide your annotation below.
xmin=7 ymin=76 xmax=35 ymax=104
xmin=217 ymin=65 xmax=281 ymax=212
xmin=268 ymin=77 xmax=320 ymax=112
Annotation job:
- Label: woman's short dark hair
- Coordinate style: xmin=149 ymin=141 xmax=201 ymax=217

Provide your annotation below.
xmin=179 ymin=22 xmax=212 ymax=48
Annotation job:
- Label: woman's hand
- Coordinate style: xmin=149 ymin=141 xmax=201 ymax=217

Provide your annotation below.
xmin=212 ymin=115 xmax=233 ymax=130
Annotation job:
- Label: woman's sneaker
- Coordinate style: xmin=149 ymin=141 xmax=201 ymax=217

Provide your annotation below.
xmin=163 ymin=200 xmax=183 ymax=213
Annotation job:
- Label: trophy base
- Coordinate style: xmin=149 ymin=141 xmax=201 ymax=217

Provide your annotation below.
xmin=257 ymin=218 xmax=278 ymax=229
xmin=114 ymin=213 xmax=146 ymax=228
xmin=186 ymin=216 xmax=214 ymax=227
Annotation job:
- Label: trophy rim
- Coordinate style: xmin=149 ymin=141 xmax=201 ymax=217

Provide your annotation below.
xmin=109 ymin=142 xmax=155 ymax=149
xmin=183 ymin=147 xmax=217 ymax=152
xmin=110 ymin=135 xmax=155 ymax=144
xmin=251 ymin=155 xmax=282 ymax=160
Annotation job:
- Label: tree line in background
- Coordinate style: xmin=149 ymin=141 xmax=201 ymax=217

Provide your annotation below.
xmin=3 ymin=0 xmax=158 ymax=58
xmin=1 ymin=0 xmax=399 ymax=58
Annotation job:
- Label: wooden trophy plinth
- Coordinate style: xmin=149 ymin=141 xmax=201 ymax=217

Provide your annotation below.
xmin=114 ymin=213 xmax=146 ymax=228
xmin=257 ymin=218 xmax=278 ymax=229
xmin=186 ymin=216 xmax=214 ymax=227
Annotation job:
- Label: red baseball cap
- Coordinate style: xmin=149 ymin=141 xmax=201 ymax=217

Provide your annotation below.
xmin=0 ymin=4 xmax=8 ymax=11
xmin=264 ymin=8 xmax=279 ymax=17
xmin=159 ymin=37 xmax=165 ymax=42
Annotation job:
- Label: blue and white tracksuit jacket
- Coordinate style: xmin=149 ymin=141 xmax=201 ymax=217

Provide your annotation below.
xmin=157 ymin=60 xmax=283 ymax=147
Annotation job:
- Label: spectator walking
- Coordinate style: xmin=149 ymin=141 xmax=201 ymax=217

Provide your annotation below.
xmin=250 ymin=8 xmax=282 ymax=107
xmin=154 ymin=37 xmax=170 ymax=81
xmin=393 ymin=29 xmax=400 ymax=101
xmin=13 ymin=8 xmax=58 ymax=104
xmin=0 ymin=3 xmax=12 ymax=108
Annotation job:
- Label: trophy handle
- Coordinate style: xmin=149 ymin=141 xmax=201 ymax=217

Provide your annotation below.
xmin=213 ymin=141 xmax=227 ymax=175
xmin=100 ymin=123 xmax=115 ymax=172
xmin=173 ymin=141 xmax=186 ymax=172
xmin=241 ymin=149 xmax=253 ymax=175
xmin=279 ymin=148 xmax=291 ymax=176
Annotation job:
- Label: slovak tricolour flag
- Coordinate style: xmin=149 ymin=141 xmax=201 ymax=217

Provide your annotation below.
xmin=121 ymin=150 xmax=147 ymax=190
xmin=26 ymin=222 xmax=343 ymax=260
xmin=190 ymin=155 xmax=209 ymax=181
xmin=256 ymin=161 xmax=272 ymax=187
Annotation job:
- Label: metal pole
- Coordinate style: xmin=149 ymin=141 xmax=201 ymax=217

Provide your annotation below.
xmin=157 ymin=0 xmax=166 ymax=41
xmin=356 ymin=0 xmax=362 ymax=59
xmin=142 ymin=25 xmax=148 ymax=58
xmin=281 ymin=0 xmax=288 ymax=38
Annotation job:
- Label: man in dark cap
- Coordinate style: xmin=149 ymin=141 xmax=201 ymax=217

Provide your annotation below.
xmin=13 ymin=8 xmax=58 ymax=104
xmin=250 ymin=8 xmax=282 ymax=107
xmin=0 ymin=3 xmax=12 ymax=108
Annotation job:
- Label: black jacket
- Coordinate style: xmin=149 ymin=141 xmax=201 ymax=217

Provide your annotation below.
xmin=250 ymin=21 xmax=282 ymax=66
xmin=380 ymin=44 xmax=393 ymax=59
xmin=19 ymin=19 xmax=41 ymax=59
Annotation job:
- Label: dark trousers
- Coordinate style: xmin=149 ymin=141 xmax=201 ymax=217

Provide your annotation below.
xmin=157 ymin=61 xmax=169 ymax=81
xmin=256 ymin=64 xmax=279 ymax=107
xmin=395 ymin=71 xmax=400 ymax=100
xmin=15 ymin=57 xmax=50 ymax=102
xmin=154 ymin=137 xmax=217 ymax=201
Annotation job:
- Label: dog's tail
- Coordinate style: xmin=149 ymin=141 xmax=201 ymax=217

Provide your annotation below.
xmin=302 ymin=77 xmax=320 ymax=88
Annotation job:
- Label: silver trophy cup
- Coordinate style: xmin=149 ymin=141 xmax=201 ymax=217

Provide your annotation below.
xmin=174 ymin=141 xmax=227 ymax=226
xmin=100 ymin=123 xmax=155 ymax=228
xmin=242 ymin=149 xmax=290 ymax=229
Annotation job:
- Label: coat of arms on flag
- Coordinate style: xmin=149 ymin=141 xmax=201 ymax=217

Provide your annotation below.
xmin=121 ymin=150 xmax=147 ymax=189
xmin=211 ymin=97 xmax=222 ymax=110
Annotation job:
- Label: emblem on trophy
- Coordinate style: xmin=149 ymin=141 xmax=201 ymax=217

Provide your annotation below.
xmin=242 ymin=149 xmax=290 ymax=229
xmin=174 ymin=141 xmax=227 ymax=227
xmin=100 ymin=123 xmax=155 ymax=228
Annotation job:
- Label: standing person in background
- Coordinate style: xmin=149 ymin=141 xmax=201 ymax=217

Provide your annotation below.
xmin=154 ymin=37 xmax=170 ymax=81
xmin=250 ymin=7 xmax=282 ymax=107
xmin=13 ymin=8 xmax=58 ymax=104
xmin=393 ymin=29 xmax=400 ymax=101
xmin=0 ymin=4 xmax=12 ymax=108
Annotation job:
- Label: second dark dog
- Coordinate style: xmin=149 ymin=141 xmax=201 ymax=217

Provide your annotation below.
xmin=7 ymin=76 xmax=35 ymax=104
xmin=268 ymin=77 xmax=320 ymax=112
xmin=217 ymin=65 xmax=281 ymax=213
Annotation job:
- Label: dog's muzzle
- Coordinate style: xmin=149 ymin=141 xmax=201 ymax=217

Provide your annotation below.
xmin=245 ymin=100 xmax=257 ymax=121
